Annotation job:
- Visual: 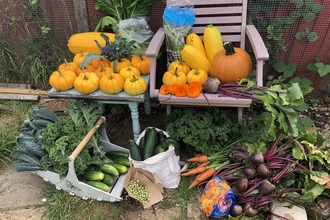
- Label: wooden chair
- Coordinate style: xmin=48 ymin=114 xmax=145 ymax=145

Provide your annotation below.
xmin=146 ymin=0 xmax=269 ymax=119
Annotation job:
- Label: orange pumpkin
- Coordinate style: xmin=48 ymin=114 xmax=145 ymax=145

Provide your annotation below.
xmin=130 ymin=55 xmax=151 ymax=74
xmin=111 ymin=58 xmax=131 ymax=73
xmin=186 ymin=67 xmax=208 ymax=85
xmin=76 ymin=64 xmax=96 ymax=76
xmin=210 ymin=42 xmax=252 ymax=84
xmin=119 ymin=66 xmax=141 ymax=80
xmin=73 ymin=51 xmax=90 ymax=67
xmin=94 ymin=66 xmax=114 ymax=79
xmin=90 ymin=57 xmax=111 ymax=69
xmin=74 ymin=72 xmax=99 ymax=94
xmin=168 ymin=60 xmax=191 ymax=75
xmin=49 ymin=70 xmax=76 ymax=91
xmin=162 ymin=68 xmax=187 ymax=86
xmin=99 ymin=73 xmax=125 ymax=94
xmin=58 ymin=60 xmax=79 ymax=73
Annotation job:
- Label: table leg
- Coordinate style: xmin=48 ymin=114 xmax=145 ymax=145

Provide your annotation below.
xmin=128 ymin=102 xmax=141 ymax=141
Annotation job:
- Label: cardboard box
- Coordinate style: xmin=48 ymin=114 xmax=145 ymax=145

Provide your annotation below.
xmin=124 ymin=167 xmax=164 ymax=209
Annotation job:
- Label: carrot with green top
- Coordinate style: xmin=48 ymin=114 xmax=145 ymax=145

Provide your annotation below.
xmin=188 ymin=168 xmax=216 ymax=189
xmin=187 ymin=154 xmax=208 ymax=163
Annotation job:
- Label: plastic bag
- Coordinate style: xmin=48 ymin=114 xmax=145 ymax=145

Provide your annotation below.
xmin=163 ymin=0 xmax=195 ymax=63
xmin=117 ymin=17 xmax=154 ymax=50
xmin=200 ymin=176 xmax=236 ymax=219
xmin=130 ymin=127 xmax=182 ymax=188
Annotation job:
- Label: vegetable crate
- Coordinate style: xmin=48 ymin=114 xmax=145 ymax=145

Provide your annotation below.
xmin=33 ymin=118 xmax=129 ymax=202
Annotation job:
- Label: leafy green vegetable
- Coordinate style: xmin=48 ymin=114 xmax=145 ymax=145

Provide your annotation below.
xmin=12 ymin=107 xmax=58 ymax=172
xmin=40 ymin=100 xmax=106 ymax=179
xmin=164 ymin=107 xmax=263 ymax=156
xmin=94 ymin=0 xmax=155 ymax=31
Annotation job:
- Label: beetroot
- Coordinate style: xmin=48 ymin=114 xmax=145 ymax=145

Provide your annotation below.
xmin=243 ymin=167 xmax=256 ymax=179
xmin=242 ymin=202 xmax=258 ymax=217
xmin=260 ymin=179 xmax=276 ymax=196
xmin=251 ymin=151 xmax=264 ymax=164
xmin=230 ymin=204 xmax=243 ymax=217
xmin=236 ymin=177 xmax=249 ymax=192
xmin=257 ymin=163 xmax=271 ymax=177
xmin=203 ymin=77 xmax=220 ymax=93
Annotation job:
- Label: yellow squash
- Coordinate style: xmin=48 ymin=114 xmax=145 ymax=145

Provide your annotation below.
xmin=180 ymin=44 xmax=211 ymax=73
xmin=67 ymin=32 xmax=115 ymax=54
xmin=203 ymin=24 xmax=224 ymax=62
xmin=186 ymin=32 xmax=206 ymax=57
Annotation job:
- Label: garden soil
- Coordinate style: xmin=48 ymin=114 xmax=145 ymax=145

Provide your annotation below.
xmin=1 ymin=97 xmax=330 ymax=219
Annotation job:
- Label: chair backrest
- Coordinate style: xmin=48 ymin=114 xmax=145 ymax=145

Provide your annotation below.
xmin=168 ymin=0 xmax=248 ymax=49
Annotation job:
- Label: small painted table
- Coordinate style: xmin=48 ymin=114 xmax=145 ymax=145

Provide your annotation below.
xmin=48 ymin=75 xmax=150 ymax=141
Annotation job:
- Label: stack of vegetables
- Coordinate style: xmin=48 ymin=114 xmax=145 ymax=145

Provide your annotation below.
xmin=82 ymin=150 xmax=131 ymax=192
xmin=181 ymin=132 xmax=330 ymax=219
xmin=50 ymin=32 xmax=151 ymax=96
xmin=159 ymin=24 xmax=253 ymax=97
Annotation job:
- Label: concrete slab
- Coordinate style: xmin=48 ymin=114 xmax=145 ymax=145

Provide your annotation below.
xmin=0 ymin=166 xmax=53 ymax=211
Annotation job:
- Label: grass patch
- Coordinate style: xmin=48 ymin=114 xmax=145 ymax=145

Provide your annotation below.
xmin=171 ymin=176 xmax=199 ymax=211
xmin=39 ymin=189 xmax=127 ymax=220
xmin=0 ymin=100 xmax=34 ymax=166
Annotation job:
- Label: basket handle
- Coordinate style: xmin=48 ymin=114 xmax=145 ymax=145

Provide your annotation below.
xmin=70 ymin=116 xmax=106 ymax=159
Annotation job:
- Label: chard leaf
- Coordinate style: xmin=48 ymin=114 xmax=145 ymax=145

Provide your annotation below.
xmin=286 ymin=82 xmax=304 ymax=106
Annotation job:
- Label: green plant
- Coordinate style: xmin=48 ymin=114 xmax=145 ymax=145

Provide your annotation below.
xmin=307 ymin=56 xmax=330 ymax=77
xmin=248 ymin=0 xmax=323 ymax=65
xmin=40 ymin=189 xmax=126 ymax=220
xmin=171 ymin=176 xmax=199 ymax=212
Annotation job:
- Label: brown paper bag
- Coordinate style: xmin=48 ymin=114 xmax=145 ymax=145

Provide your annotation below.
xmin=124 ymin=167 xmax=164 ymax=209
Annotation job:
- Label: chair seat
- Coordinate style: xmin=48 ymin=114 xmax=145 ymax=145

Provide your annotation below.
xmin=158 ymin=92 xmax=252 ymax=107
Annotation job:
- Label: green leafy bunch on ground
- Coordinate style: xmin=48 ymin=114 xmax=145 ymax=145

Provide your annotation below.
xmin=164 ymin=107 xmax=264 ymax=156
xmin=40 ymin=100 xmax=106 ymax=179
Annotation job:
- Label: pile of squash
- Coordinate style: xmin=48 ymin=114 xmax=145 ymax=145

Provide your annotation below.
xmin=161 ymin=24 xmax=252 ymax=97
xmin=49 ymin=32 xmax=151 ymax=96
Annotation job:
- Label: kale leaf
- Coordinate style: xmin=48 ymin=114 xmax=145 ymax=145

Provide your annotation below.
xmin=164 ymin=107 xmax=263 ymax=156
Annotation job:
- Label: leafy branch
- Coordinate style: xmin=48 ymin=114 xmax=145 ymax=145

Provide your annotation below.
xmin=219 ymin=80 xmax=313 ymax=141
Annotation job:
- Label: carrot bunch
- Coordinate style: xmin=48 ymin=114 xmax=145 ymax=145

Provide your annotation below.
xmin=182 ymin=153 xmax=230 ymax=189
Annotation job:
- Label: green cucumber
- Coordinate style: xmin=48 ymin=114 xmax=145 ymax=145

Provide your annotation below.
xmin=129 ymin=140 xmax=143 ymax=161
xmin=105 ymin=150 xmax=129 ymax=158
xmin=139 ymin=135 xmax=146 ymax=151
xmin=83 ymin=171 xmax=105 ymax=181
xmin=143 ymin=127 xmax=158 ymax=160
xmin=112 ymin=157 xmax=130 ymax=167
xmin=102 ymin=174 xmax=115 ymax=186
xmin=108 ymin=162 xmax=128 ymax=174
xmin=100 ymin=163 xmax=120 ymax=177
xmin=86 ymin=181 xmax=109 ymax=192
xmin=161 ymin=137 xmax=180 ymax=156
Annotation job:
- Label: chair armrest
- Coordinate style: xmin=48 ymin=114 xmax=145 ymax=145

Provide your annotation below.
xmin=146 ymin=28 xmax=165 ymax=57
xmin=246 ymin=25 xmax=269 ymax=60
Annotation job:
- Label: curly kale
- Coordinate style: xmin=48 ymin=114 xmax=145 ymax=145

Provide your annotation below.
xmin=164 ymin=107 xmax=263 ymax=155
xmin=40 ymin=100 xmax=105 ymax=179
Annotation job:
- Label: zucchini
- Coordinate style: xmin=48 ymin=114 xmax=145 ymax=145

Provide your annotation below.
xmin=108 ymin=162 xmax=128 ymax=174
xmin=83 ymin=171 xmax=105 ymax=181
xmin=100 ymin=163 xmax=120 ymax=177
xmin=161 ymin=137 xmax=180 ymax=156
xmin=157 ymin=130 xmax=166 ymax=145
xmin=86 ymin=181 xmax=109 ymax=192
xmin=105 ymin=150 xmax=129 ymax=158
xmin=139 ymin=135 xmax=146 ymax=151
xmin=129 ymin=140 xmax=143 ymax=161
xmin=143 ymin=127 xmax=158 ymax=160
xmin=102 ymin=174 xmax=115 ymax=186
